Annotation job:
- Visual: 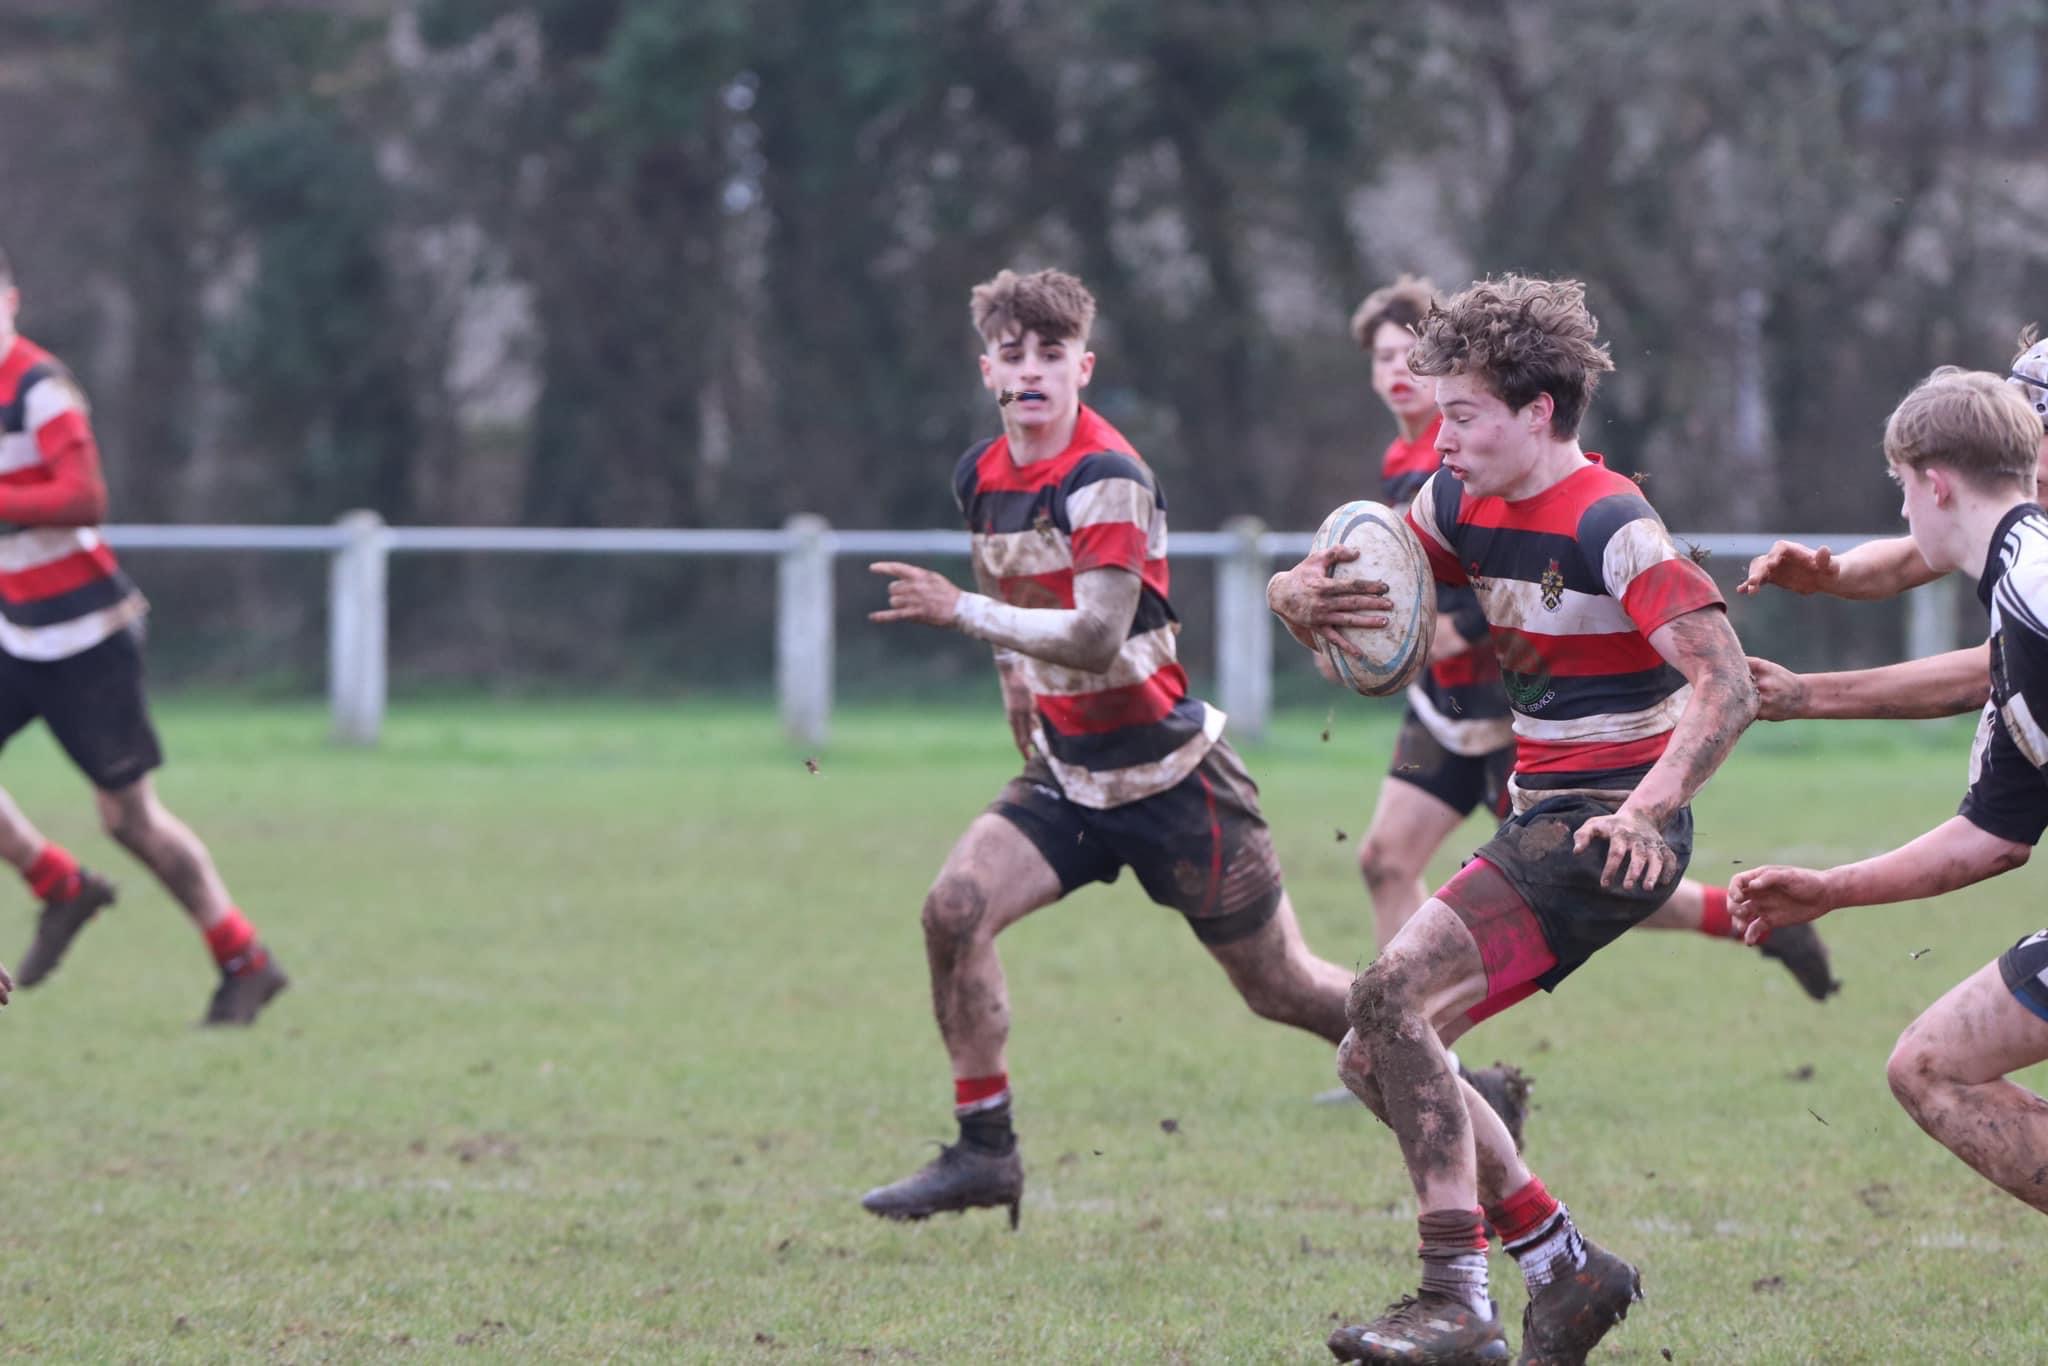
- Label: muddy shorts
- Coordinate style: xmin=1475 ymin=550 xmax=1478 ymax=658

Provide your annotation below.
xmin=989 ymin=739 xmax=1285 ymax=946
xmin=1438 ymin=793 xmax=1692 ymax=1022
xmin=1997 ymin=930 xmax=2048 ymax=1024
xmin=1388 ymin=708 xmax=1512 ymax=820
xmin=0 ymin=624 xmax=163 ymax=792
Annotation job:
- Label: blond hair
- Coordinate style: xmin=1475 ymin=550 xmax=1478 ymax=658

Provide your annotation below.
xmin=1883 ymin=367 xmax=2041 ymax=489
xmin=1349 ymin=274 xmax=1437 ymax=350
xmin=970 ymin=268 xmax=1096 ymax=345
xmin=1408 ymin=275 xmax=1615 ymax=438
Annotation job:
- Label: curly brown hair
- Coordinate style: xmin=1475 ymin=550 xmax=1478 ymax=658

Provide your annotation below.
xmin=1348 ymin=274 xmax=1437 ymax=350
xmin=970 ymin=268 xmax=1096 ymax=345
xmin=1407 ymin=275 xmax=1615 ymax=438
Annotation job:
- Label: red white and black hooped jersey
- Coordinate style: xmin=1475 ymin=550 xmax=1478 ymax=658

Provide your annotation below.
xmin=1959 ymin=503 xmax=2048 ymax=845
xmin=1380 ymin=416 xmax=1511 ymax=756
xmin=1405 ymin=456 xmax=1723 ymax=811
xmin=0 ymin=337 xmax=143 ymax=661
xmin=954 ymin=405 xmax=1223 ymax=809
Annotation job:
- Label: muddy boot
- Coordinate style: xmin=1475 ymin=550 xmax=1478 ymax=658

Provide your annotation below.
xmin=860 ymin=1141 xmax=1024 ymax=1229
xmin=16 ymin=869 xmax=117 ymax=988
xmin=202 ymin=951 xmax=289 ymax=1026
xmin=1461 ymin=1062 xmax=1531 ymax=1152
xmin=1515 ymin=1238 xmax=1642 ymax=1365
xmin=1757 ymin=922 xmax=1839 ymax=1001
xmin=1328 ymin=1292 xmax=1510 ymax=1363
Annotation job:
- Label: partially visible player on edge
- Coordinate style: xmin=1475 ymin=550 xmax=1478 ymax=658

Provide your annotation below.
xmin=1345 ymin=276 xmax=1833 ymax=1026
xmin=1270 ymin=275 xmax=1760 ymax=1363
xmin=1731 ymin=367 xmax=2048 ymax=1216
xmin=0 ymin=245 xmax=286 ymax=1024
xmin=858 ymin=267 xmax=1526 ymax=1231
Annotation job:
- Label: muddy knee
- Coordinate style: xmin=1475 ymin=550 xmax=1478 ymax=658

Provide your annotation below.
xmin=921 ymin=875 xmax=993 ymax=966
xmin=1335 ymin=1031 xmax=1389 ymax=1118
xmin=1885 ymin=1030 xmax=1943 ymax=1116
xmin=1345 ymin=959 xmax=1420 ymax=1037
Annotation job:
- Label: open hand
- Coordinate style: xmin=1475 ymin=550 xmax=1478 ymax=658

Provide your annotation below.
xmin=1573 ymin=807 xmax=1676 ymax=892
xmin=1729 ymin=865 xmax=1833 ymax=944
xmin=870 ymin=561 xmax=963 ymax=627
xmin=1737 ymin=541 xmax=1837 ymax=596
xmin=1267 ymin=548 xmax=1392 ymax=660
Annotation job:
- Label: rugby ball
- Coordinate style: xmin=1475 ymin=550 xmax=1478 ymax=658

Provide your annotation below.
xmin=1309 ymin=500 xmax=1437 ymax=697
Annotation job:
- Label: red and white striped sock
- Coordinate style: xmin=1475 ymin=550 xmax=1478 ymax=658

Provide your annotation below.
xmin=1417 ymin=1206 xmax=1492 ymax=1315
xmin=954 ymin=1073 xmax=1014 ymax=1153
xmin=1486 ymin=1176 xmax=1585 ymax=1292
xmin=23 ymin=842 xmax=81 ymax=903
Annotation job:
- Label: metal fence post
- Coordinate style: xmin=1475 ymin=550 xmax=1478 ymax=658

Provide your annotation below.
xmin=1905 ymin=577 xmax=1960 ymax=660
xmin=328 ymin=510 xmax=390 ymax=746
xmin=1215 ymin=516 xmax=1272 ymax=742
xmin=777 ymin=514 xmax=833 ymax=747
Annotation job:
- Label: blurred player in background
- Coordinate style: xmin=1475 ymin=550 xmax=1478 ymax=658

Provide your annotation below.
xmin=1271 ymin=275 xmax=1760 ymax=1362
xmin=1343 ymin=277 xmax=1834 ymax=1029
xmin=859 ymin=267 xmax=1526 ymax=1231
xmin=1733 ymin=366 xmax=2048 ymax=1215
xmin=0 ymin=246 xmax=286 ymax=1025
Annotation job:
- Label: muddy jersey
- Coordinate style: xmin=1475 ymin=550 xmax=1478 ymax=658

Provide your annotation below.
xmin=954 ymin=405 xmax=1223 ymax=809
xmin=0 ymin=336 xmax=144 ymax=661
xmin=1405 ymin=456 xmax=1723 ymax=810
xmin=1960 ymin=503 xmax=2048 ymax=845
xmin=1380 ymin=416 xmax=1511 ymax=756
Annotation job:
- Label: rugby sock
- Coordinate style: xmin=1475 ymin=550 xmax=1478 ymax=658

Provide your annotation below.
xmin=1697 ymin=885 xmax=1738 ymax=939
xmin=203 ymin=907 xmax=269 ymax=976
xmin=22 ymin=843 xmax=81 ymax=903
xmin=1487 ymin=1176 xmax=1585 ymax=1292
xmin=954 ymin=1074 xmax=1014 ymax=1154
xmin=1416 ymin=1207 xmax=1492 ymax=1316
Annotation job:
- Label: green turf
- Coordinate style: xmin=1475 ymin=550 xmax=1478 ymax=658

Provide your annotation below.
xmin=0 ymin=698 xmax=2041 ymax=1362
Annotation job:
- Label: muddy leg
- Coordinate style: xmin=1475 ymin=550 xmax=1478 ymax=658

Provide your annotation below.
xmin=1207 ymin=891 xmax=1353 ymax=1044
xmin=921 ymin=813 xmax=1063 ymax=1078
xmin=1887 ymin=961 xmax=2048 ymax=1215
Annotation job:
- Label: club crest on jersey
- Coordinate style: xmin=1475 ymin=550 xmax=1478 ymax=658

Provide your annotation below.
xmin=1032 ymin=507 xmax=1057 ymax=540
xmin=1540 ymin=559 xmax=1565 ymax=611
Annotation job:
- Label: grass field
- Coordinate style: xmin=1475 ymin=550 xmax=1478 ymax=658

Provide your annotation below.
xmin=0 ymin=697 xmax=2042 ymax=1362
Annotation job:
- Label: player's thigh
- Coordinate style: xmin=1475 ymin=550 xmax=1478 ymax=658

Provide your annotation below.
xmin=930 ymin=811 xmax=1069 ymax=935
xmin=1365 ymin=897 xmax=1492 ymax=1029
xmin=1903 ymin=949 xmax=2048 ymax=1084
xmin=1116 ymin=740 xmax=1286 ymax=948
xmin=1360 ymin=771 xmax=1467 ymax=872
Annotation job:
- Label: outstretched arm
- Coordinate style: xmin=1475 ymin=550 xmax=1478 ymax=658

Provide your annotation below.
xmin=1749 ymin=644 xmax=1990 ymax=722
xmin=1737 ymin=535 xmax=1940 ymax=601
xmin=870 ymin=560 xmax=1141 ymax=675
xmin=1730 ymin=816 xmax=2031 ymax=943
xmin=1575 ymin=606 xmax=1760 ymax=890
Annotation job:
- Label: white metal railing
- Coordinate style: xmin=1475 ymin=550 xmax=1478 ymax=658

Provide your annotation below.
xmin=100 ymin=512 xmax=1954 ymax=747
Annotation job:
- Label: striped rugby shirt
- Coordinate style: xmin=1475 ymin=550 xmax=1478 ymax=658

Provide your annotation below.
xmin=1405 ymin=456 xmax=1723 ymax=810
xmin=0 ymin=336 xmax=144 ymax=660
xmin=1960 ymin=502 xmax=2048 ymax=845
xmin=1380 ymin=416 xmax=1511 ymax=756
xmin=954 ymin=405 xmax=1224 ymax=809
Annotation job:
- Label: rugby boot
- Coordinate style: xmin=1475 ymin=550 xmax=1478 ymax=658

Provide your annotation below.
xmin=860 ymin=1140 xmax=1023 ymax=1229
xmin=1327 ymin=1292 xmax=1510 ymax=1363
xmin=1461 ymin=1062 xmax=1531 ymax=1153
xmin=202 ymin=950 xmax=289 ymax=1026
xmin=1757 ymin=921 xmax=1839 ymax=1001
xmin=16 ymin=868 xmax=117 ymax=988
xmin=1514 ymin=1238 xmax=1642 ymax=1365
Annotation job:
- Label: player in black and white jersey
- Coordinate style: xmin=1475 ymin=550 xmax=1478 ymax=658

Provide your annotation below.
xmin=1732 ymin=367 xmax=2048 ymax=1213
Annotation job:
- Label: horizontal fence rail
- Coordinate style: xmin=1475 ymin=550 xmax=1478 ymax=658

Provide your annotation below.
xmin=98 ymin=513 xmax=1951 ymax=747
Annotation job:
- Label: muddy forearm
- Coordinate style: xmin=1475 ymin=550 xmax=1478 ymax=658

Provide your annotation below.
xmin=1821 ymin=816 xmax=2031 ymax=908
xmin=1626 ymin=612 xmax=1760 ymax=827
xmin=952 ymin=568 xmax=1140 ymax=673
xmin=1792 ymin=645 xmax=1991 ymax=720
